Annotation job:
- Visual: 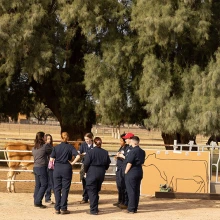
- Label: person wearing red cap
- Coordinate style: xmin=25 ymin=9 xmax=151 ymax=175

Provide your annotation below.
xmin=113 ymin=133 xmax=127 ymax=207
xmin=116 ymin=132 xmax=134 ymax=210
xmin=123 ymin=133 xmax=134 ymax=140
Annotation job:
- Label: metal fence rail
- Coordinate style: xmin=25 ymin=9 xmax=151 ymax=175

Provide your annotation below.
xmin=0 ymin=148 xmax=117 ymax=186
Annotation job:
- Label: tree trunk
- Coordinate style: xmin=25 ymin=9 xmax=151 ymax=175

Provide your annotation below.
xmin=161 ymin=132 xmax=197 ymax=151
xmin=60 ymin=123 xmax=92 ymax=141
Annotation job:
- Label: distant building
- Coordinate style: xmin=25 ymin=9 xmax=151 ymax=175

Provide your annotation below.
xmin=17 ymin=113 xmax=29 ymax=124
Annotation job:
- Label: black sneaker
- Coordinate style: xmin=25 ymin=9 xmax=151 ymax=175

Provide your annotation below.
xmin=80 ymin=200 xmax=88 ymax=204
xmin=55 ymin=210 xmax=60 ymax=214
xmin=86 ymin=211 xmax=98 ymax=215
xmin=45 ymin=200 xmax=54 ymax=204
xmin=113 ymin=202 xmax=120 ymax=206
xmin=34 ymin=204 xmax=47 ymax=209
xmin=61 ymin=210 xmax=70 ymax=215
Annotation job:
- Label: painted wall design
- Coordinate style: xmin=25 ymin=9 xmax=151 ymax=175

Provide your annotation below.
xmin=141 ymin=150 xmax=210 ymax=195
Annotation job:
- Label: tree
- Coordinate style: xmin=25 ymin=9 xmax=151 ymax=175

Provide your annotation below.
xmin=0 ymin=0 xmax=96 ymax=139
xmin=77 ymin=0 xmax=147 ymax=128
xmin=0 ymin=72 xmax=33 ymax=121
xmin=130 ymin=0 xmax=220 ymax=144
xmin=31 ymin=101 xmax=55 ymax=124
xmin=2 ymin=0 xmax=219 ymax=144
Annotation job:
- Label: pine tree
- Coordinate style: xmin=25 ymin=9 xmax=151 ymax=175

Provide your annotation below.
xmin=130 ymin=0 xmax=220 ymax=143
xmin=0 ymin=0 xmax=96 ymax=139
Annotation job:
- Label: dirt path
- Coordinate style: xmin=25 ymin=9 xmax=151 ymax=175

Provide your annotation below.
xmin=1 ymin=167 xmax=220 ymax=219
xmin=1 ymin=192 xmax=220 ymax=220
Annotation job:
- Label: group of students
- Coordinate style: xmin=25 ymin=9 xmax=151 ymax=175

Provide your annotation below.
xmin=32 ymin=130 xmax=145 ymax=215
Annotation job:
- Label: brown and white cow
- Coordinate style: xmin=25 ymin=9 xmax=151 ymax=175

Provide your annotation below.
xmin=4 ymin=141 xmax=81 ymax=192
xmin=4 ymin=142 xmax=34 ymax=193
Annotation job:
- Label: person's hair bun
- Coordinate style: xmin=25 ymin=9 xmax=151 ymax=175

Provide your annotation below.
xmin=94 ymin=137 xmax=102 ymax=147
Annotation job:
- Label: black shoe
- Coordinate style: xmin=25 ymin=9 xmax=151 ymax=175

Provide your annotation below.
xmin=80 ymin=200 xmax=88 ymax=204
xmin=118 ymin=204 xmax=128 ymax=209
xmin=34 ymin=204 xmax=46 ymax=209
xmin=113 ymin=202 xmax=120 ymax=206
xmin=45 ymin=200 xmax=54 ymax=204
xmin=86 ymin=211 xmax=98 ymax=215
xmin=55 ymin=210 xmax=60 ymax=214
xmin=61 ymin=210 xmax=70 ymax=215
xmin=122 ymin=210 xmax=134 ymax=214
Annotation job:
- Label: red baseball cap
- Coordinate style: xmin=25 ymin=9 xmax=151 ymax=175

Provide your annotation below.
xmin=123 ymin=133 xmax=134 ymax=139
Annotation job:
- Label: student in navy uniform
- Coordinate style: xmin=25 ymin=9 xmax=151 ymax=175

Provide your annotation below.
xmin=79 ymin=132 xmax=94 ymax=204
xmin=32 ymin=131 xmax=52 ymax=208
xmin=44 ymin=134 xmax=54 ymax=204
xmin=113 ymin=133 xmax=128 ymax=206
xmin=117 ymin=132 xmax=134 ymax=209
xmin=83 ymin=137 xmax=111 ymax=215
xmin=124 ymin=136 xmax=146 ymax=214
xmin=50 ymin=132 xmax=81 ymax=215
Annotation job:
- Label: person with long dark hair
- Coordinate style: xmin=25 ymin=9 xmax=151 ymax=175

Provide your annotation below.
xmin=50 ymin=132 xmax=81 ymax=214
xmin=44 ymin=134 xmax=54 ymax=204
xmin=79 ymin=132 xmax=94 ymax=204
xmin=84 ymin=137 xmax=111 ymax=215
xmin=32 ymin=131 xmax=52 ymax=208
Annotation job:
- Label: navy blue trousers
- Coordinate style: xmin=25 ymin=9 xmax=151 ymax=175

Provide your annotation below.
xmin=116 ymin=169 xmax=122 ymax=203
xmin=116 ymin=168 xmax=128 ymax=205
xmin=33 ymin=166 xmax=48 ymax=206
xmin=86 ymin=167 xmax=105 ymax=214
xmin=125 ymin=169 xmax=143 ymax=212
xmin=45 ymin=169 xmax=54 ymax=202
xmin=82 ymin=177 xmax=89 ymax=201
xmin=53 ymin=163 xmax=72 ymax=211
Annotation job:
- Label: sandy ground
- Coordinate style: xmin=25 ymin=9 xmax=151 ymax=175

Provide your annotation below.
xmin=1 ymin=192 xmax=220 ymax=220
xmin=1 ymin=169 xmax=220 ymax=220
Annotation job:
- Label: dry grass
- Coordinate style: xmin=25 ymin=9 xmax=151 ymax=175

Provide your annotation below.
xmin=0 ymin=123 xmax=209 ymax=151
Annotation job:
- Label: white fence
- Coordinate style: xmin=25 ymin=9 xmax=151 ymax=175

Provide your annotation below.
xmin=0 ymin=149 xmax=116 ymax=185
xmin=1 ymin=141 xmax=220 ymax=188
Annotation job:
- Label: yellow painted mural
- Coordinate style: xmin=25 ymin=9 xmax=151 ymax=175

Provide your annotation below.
xmin=141 ymin=150 xmax=210 ymax=195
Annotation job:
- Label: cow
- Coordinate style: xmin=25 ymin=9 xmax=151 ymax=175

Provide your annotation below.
xmin=4 ymin=141 xmax=81 ymax=193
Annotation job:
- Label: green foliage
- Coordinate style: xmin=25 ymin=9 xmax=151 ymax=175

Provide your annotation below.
xmin=130 ymin=0 xmax=220 ymax=136
xmin=0 ymin=0 xmax=95 ymax=138
xmin=1 ymin=0 xmax=220 ymax=140
xmin=31 ymin=101 xmax=55 ymax=124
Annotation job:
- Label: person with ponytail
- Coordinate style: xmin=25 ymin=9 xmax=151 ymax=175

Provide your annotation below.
xmin=83 ymin=137 xmax=111 ymax=215
xmin=50 ymin=132 xmax=81 ymax=215
xmin=32 ymin=131 xmax=53 ymax=208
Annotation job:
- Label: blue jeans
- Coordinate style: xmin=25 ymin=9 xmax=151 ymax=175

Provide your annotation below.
xmin=33 ymin=166 xmax=48 ymax=205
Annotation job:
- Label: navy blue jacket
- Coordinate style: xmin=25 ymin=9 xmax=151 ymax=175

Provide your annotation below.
xmin=126 ymin=146 xmax=145 ymax=171
xmin=116 ymin=144 xmax=132 ymax=169
xmin=50 ymin=142 xmax=78 ymax=164
xmin=79 ymin=141 xmax=94 ymax=154
xmin=83 ymin=147 xmax=111 ymax=173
